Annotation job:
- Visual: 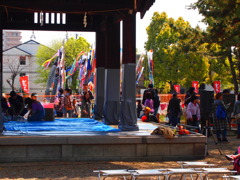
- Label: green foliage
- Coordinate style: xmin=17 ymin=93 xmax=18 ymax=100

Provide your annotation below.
xmin=190 ymin=0 xmax=240 ymax=93
xmin=35 ymin=37 xmax=91 ymax=91
xmin=145 ymin=12 xmax=210 ymax=92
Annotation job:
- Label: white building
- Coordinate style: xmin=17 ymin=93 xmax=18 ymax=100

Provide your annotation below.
xmin=3 ymin=40 xmax=46 ymax=95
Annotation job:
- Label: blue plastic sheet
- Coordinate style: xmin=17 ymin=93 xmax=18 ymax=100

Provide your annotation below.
xmin=4 ymin=118 xmax=120 ymax=132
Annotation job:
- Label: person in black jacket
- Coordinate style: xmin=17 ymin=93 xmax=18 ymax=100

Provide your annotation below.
xmin=167 ymin=93 xmax=181 ymax=126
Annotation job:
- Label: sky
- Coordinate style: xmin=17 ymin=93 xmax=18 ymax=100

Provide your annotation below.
xmin=21 ymin=0 xmax=206 ymax=53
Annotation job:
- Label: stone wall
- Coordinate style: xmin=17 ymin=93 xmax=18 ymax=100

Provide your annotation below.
xmin=0 ymin=135 xmax=206 ymax=162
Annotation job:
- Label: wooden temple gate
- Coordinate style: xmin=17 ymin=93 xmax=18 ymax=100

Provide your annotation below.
xmin=0 ymin=0 xmax=156 ymax=131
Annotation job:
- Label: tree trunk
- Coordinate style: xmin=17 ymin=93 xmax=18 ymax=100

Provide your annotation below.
xmin=227 ymin=49 xmax=238 ymax=94
xmin=169 ymin=81 xmax=175 ymax=93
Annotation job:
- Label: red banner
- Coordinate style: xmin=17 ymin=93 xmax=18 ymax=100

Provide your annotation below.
xmin=213 ymin=81 xmax=221 ymax=93
xmin=19 ymin=76 xmax=29 ymax=94
xmin=192 ymin=81 xmax=199 ymax=94
xmin=174 ymin=85 xmax=180 ymax=94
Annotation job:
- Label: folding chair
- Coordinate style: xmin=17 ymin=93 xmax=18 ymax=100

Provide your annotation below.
xmin=177 ymin=161 xmax=215 ymax=168
xmin=130 ymin=169 xmax=167 ymax=180
xmin=166 ymin=168 xmax=200 ymax=180
xmin=93 ymin=169 xmax=132 ymax=180
xmin=200 ymin=168 xmax=237 ymax=180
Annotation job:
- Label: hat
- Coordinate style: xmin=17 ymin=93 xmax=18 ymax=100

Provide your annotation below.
xmin=31 ymin=93 xmax=38 ymax=97
xmin=145 ymin=107 xmax=151 ymax=111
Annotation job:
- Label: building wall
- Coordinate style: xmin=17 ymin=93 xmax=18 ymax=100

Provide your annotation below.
xmin=3 ymin=30 xmax=22 ymax=50
xmin=3 ymin=43 xmax=46 ymax=95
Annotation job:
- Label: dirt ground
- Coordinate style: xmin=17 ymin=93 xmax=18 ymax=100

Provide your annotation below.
xmin=0 ymin=134 xmax=238 ymax=180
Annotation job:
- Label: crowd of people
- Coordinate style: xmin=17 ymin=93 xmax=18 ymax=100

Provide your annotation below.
xmin=1 ymin=83 xmax=94 ymax=121
xmin=1 ymin=91 xmax=45 ymax=122
xmin=139 ymin=84 xmax=240 ymax=143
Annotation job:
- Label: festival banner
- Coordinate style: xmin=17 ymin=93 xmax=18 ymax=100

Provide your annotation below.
xmin=136 ymin=67 xmax=144 ymax=85
xmin=213 ymin=81 xmax=221 ymax=93
xmin=19 ymin=76 xmax=29 ymax=94
xmin=174 ymin=85 xmax=180 ymax=94
xmin=192 ymin=81 xmax=199 ymax=94
xmin=147 ymin=50 xmax=154 ymax=85
xmin=42 ymin=52 xmax=59 ymax=69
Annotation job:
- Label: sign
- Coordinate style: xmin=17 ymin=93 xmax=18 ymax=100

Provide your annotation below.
xmin=19 ymin=76 xmax=29 ymax=94
xmin=174 ymin=85 xmax=180 ymax=94
xmin=213 ymin=81 xmax=221 ymax=93
xmin=192 ymin=81 xmax=199 ymax=94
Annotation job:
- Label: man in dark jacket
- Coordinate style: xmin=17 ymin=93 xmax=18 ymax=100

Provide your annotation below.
xmin=8 ymin=91 xmax=25 ymax=116
xmin=167 ymin=93 xmax=181 ymax=126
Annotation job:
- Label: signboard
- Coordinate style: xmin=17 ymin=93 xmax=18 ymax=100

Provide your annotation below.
xmin=19 ymin=76 xmax=29 ymax=94
xmin=192 ymin=81 xmax=199 ymax=94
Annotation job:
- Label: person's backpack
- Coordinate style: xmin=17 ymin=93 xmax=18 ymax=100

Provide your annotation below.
xmin=216 ymin=104 xmax=227 ymax=119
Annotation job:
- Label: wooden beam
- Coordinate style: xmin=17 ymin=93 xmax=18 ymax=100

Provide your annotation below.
xmin=1 ymin=12 xmax=101 ymax=31
xmin=0 ymin=0 xmax=135 ymax=14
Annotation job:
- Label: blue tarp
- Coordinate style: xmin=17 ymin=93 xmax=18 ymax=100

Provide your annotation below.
xmin=4 ymin=118 xmax=120 ymax=132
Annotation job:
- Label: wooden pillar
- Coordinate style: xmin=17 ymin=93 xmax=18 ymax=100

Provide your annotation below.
xmin=103 ymin=18 xmax=120 ymax=125
xmin=93 ymin=30 xmax=106 ymax=120
xmin=0 ymin=14 xmax=3 ymax=132
xmin=119 ymin=14 xmax=139 ymax=131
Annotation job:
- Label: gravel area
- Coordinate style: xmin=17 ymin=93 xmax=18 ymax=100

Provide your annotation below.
xmin=0 ymin=134 xmax=238 ymax=180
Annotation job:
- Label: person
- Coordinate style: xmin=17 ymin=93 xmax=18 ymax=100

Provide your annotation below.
xmin=143 ymin=92 xmax=154 ymax=113
xmin=81 ymin=92 xmax=91 ymax=118
xmin=83 ymin=83 xmax=94 ymax=101
xmin=184 ymin=87 xmax=196 ymax=106
xmin=140 ymin=107 xmax=158 ymax=122
xmin=233 ymin=93 xmax=240 ymax=139
xmin=167 ymin=93 xmax=181 ymax=126
xmin=54 ymin=88 xmax=64 ymax=117
xmin=142 ymin=84 xmax=155 ymax=105
xmin=223 ymin=89 xmax=235 ymax=129
xmin=136 ymin=100 xmax=142 ymax=118
xmin=153 ymin=89 xmax=160 ymax=115
xmin=61 ymin=88 xmax=73 ymax=118
xmin=8 ymin=91 xmax=25 ymax=117
xmin=186 ymin=95 xmax=201 ymax=131
xmin=26 ymin=93 xmax=45 ymax=121
xmin=225 ymin=146 xmax=240 ymax=175
xmin=212 ymin=92 xmax=229 ymax=142
xmin=142 ymin=84 xmax=160 ymax=115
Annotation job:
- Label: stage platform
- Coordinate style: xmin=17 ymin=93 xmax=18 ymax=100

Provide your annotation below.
xmin=0 ymin=119 xmax=206 ymax=162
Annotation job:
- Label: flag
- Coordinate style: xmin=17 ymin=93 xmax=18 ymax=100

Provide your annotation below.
xmin=192 ymin=81 xmax=199 ymax=94
xmin=136 ymin=67 xmax=144 ymax=85
xmin=42 ymin=52 xmax=59 ymax=69
xmin=213 ymin=81 xmax=221 ymax=93
xmin=147 ymin=50 xmax=154 ymax=85
xmin=66 ymin=51 xmax=84 ymax=79
xmin=174 ymin=85 xmax=180 ymax=94
xmin=19 ymin=76 xmax=29 ymax=94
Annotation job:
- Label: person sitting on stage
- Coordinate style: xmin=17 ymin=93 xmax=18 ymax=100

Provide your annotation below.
xmin=143 ymin=92 xmax=154 ymax=113
xmin=8 ymin=91 xmax=25 ymax=117
xmin=25 ymin=93 xmax=45 ymax=121
xmin=81 ymin=92 xmax=91 ymax=118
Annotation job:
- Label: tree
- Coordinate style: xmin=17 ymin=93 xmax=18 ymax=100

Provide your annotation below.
xmin=4 ymin=58 xmax=26 ymax=91
xmin=36 ymin=37 xmax=91 ymax=91
xmin=145 ymin=12 xmax=209 ymax=92
xmin=190 ymin=0 xmax=240 ymax=93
